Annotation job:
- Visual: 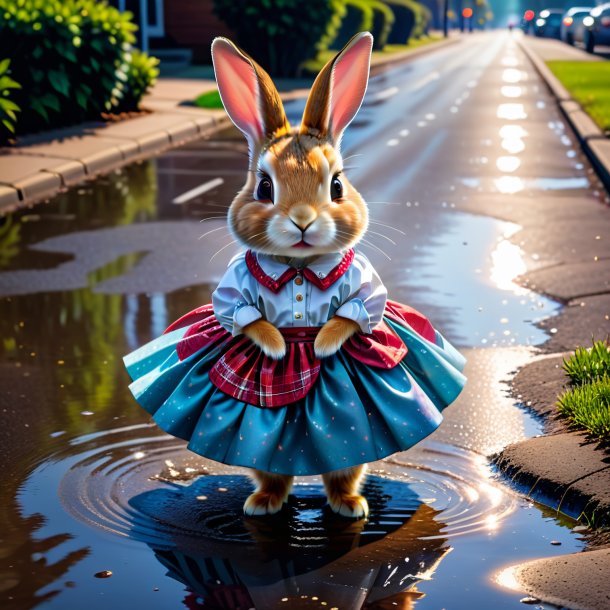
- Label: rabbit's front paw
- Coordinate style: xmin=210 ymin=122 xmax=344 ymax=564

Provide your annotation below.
xmin=243 ymin=319 xmax=286 ymax=359
xmin=314 ymin=316 xmax=360 ymax=358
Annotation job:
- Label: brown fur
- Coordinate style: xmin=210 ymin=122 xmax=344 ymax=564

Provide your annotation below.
xmin=244 ymin=470 xmax=293 ymax=516
xmin=323 ymin=464 xmax=369 ymax=518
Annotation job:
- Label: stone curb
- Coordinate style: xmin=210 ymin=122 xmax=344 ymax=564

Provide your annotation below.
xmin=0 ymin=109 xmax=231 ymax=214
xmin=516 ymin=36 xmax=610 ymax=194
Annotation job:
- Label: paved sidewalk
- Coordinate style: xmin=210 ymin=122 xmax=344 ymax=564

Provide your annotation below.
xmin=0 ymin=77 xmax=227 ymax=214
xmin=491 ymin=33 xmax=610 ymax=610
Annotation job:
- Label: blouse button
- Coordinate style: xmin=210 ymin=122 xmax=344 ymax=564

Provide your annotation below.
xmin=294 ymin=276 xmax=303 ymax=285
xmin=295 ymin=293 xmax=303 ymax=302
xmin=294 ymin=312 xmax=303 ymax=320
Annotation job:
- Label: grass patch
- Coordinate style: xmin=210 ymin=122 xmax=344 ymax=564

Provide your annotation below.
xmin=558 ymin=340 xmax=610 ymax=441
xmin=194 ymin=89 xmax=224 ymax=109
xmin=302 ymin=34 xmax=444 ymax=74
xmin=546 ymin=60 xmax=610 ymax=134
xmin=557 ymin=376 xmax=610 ymax=440
xmin=563 ymin=340 xmax=610 ymax=386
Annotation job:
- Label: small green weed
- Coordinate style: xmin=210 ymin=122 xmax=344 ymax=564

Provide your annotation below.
xmin=557 ymin=376 xmax=610 ymax=441
xmin=563 ymin=340 xmax=610 ymax=386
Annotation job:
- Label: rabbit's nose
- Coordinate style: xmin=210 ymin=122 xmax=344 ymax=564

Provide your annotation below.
xmin=288 ymin=204 xmax=317 ymax=231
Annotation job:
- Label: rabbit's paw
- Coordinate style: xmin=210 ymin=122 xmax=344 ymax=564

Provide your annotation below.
xmin=243 ymin=319 xmax=286 ymax=360
xmin=243 ymin=490 xmax=287 ymax=516
xmin=327 ymin=494 xmax=369 ymax=519
xmin=314 ymin=316 xmax=360 ymax=359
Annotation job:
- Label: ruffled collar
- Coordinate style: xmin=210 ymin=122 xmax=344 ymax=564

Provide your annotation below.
xmin=246 ymin=249 xmax=355 ymax=293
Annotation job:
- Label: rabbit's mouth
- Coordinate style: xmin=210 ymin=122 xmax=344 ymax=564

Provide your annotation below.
xmin=292 ymin=240 xmax=313 ymax=249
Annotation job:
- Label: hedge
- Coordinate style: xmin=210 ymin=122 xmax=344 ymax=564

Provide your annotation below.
xmin=213 ymin=0 xmax=346 ymax=77
xmin=0 ymin=0 xmax=158 ymax=141
xmin=330 ymin=0 xmax=374 ymax=50
xmin=370 ymin=1 xmax=395 ymax=50
xmin=384 ymin=0 xmax=429 ymax=44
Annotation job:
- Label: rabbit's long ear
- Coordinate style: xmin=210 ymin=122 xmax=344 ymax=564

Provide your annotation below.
xmin=300 ymin=32 xmax=372 ymax=143
xmin=211 ymin=38 xmax=290 ymax=153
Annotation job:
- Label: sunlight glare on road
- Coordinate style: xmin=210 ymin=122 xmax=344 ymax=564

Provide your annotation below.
xmin=490 ymin=237 xmax=527 ymax=293
xmin=502 ymin=68 xmax=526 ymax=83
xmin=496 ymin=156 xmax=521 ymax=173
xmin=497 ymin=104 xmax=527 ymax=120
xmin=500 ymin=85 xmax=522 ymax=98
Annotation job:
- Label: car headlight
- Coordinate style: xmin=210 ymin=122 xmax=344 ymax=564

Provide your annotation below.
xmin=583 ymin=16 xmax=594 ymax=27
xmin=536 ymin=18 xmax=546 ymax=27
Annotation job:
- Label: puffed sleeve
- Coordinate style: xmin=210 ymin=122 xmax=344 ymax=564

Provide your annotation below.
xmin=335 ymin=251 xmax=387 ymax=333
xmin=212 ymin=253 xmax=262 ymax=335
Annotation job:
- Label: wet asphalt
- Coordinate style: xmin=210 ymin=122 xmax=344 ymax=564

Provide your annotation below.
xmin=0 ymin=30 xmax=607 ymax=610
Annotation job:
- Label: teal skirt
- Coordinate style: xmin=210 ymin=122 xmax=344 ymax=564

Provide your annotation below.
xmin=124 ymin=307 xmax=466 ymax=476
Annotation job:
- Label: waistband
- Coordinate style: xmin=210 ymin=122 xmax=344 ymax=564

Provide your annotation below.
xmin=279 ymin=326 xmax=319 ymax=343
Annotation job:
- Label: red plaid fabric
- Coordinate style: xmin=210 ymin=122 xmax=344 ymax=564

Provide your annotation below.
xmin=167 ymin=300 xmax=441 ymax=408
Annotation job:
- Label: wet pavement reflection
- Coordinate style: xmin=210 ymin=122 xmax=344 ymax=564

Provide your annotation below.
xmin=0 ymin=31 xmax=600 ymax=609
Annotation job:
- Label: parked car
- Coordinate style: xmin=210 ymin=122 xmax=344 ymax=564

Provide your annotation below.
xmin=534 ymin=9 xmax=564 ymax=39
xmin=561 ymin=6 xmax=595 ymax=45
xmin=584 ymin=2 xmax=610 ymax=52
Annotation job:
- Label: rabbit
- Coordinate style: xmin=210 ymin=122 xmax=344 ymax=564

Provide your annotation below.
xmin=125 ymin=33 xmax=466 ymax=522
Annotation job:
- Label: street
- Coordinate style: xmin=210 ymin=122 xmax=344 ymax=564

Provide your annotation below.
xmin=0 ymin=30 xmax=607 ymax=609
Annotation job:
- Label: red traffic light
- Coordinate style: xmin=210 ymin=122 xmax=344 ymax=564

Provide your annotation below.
xmin=524 ymin=9 xmax=535 ymax=21
xmin=462 ymin=8 xmax=473 ymax=19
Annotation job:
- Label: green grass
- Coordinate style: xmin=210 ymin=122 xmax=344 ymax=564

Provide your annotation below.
xmin=194 ymin=89 xmax=224 ymax=109
xmin=563 ymin=340 xmax=610 ymax=386
xmin=557 ymin=376 xmax=610 ymax=441
xmin=302 ymin=34 xmax=443 ymax=74
xmin=546 ymin=60 xmax=610 ymax=134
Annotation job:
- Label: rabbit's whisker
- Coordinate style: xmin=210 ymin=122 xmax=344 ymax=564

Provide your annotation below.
xmin=199 ymin=226 xmax=231 ymax=240
xmin=367 ymin=230 xmax=396 ymax=245
xmin=368 ymin=220 xmax=406 ymax=235
xmin=209 ymin=239 xmax=239 ymax=262
xmin=199 ymin=216 xmax=229 ymax=223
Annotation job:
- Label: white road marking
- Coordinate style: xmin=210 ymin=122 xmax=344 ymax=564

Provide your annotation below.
xmin=373 ymin=86 xmax=399 ymax=102
xmin=409 ymin=71 xmax=440 ymax=91
xmin=172 ymin=177 xmax=224 ymax=205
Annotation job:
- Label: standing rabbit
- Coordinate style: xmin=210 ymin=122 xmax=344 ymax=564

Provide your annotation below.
xmin=124 ymin=33 xmax=466 ymax=518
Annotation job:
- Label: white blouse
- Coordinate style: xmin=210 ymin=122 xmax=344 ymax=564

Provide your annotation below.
xmin=212 ymin=250 xmax=387 ymax=335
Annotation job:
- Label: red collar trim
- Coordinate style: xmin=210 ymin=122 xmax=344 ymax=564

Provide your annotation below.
xmin=245 ymin=249 xmax=355 ymax=293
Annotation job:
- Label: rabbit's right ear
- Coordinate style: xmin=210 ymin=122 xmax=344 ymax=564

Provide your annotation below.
xmin=211 ymin=38 xmax=290 ymax=154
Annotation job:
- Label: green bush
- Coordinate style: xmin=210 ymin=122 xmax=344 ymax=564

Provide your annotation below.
xmin=213 ymin=0 xmax=345 ymax=77
xmin=0 ymin=0 xmax=157 ymax=136
xmin=412 ymin=2 xmax=431 ymax=38
xmin=384 ymin=0 xmax=428 ymax=44
xmin=330 ymin=0 xmax=374 ymax=50
xmin=370 ymin=1 xmax=395 ymax=50
xmin=114 ymin=49 xmax=160 ymax=113
xmin=0 ymin=59 xmax=21 ymax=139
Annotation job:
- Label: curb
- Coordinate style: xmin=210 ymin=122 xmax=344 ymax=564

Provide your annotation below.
xmin=516 ymin=36 xmax=610 ymax=193
xmin=0 ymin=110 xmax=231 ymax=214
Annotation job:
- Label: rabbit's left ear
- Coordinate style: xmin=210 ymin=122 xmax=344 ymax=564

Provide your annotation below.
xmin=300 ymin=32 xmax=373 ymax=143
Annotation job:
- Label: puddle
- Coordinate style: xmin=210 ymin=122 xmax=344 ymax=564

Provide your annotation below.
xmin=382 ymin=212 xmax=560 ymax=347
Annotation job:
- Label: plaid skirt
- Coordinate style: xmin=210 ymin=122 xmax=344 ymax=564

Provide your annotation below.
xmin=124 ymin=301 xmax=466 ymax=476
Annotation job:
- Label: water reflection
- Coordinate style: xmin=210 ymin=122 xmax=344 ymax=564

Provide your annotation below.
xmin=129 ymin=475 xmax=451 ymax=610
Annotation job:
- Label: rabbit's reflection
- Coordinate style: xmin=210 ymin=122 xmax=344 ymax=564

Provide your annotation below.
xmin=130 ymin=475 xmax=450 ymax=609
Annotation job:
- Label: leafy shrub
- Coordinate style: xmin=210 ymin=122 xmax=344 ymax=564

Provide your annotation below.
xmin=213 ymin=0 xmax=345 ymax=77
xmin=412 ymin=2 xmax=431 ymax=38
xmin=557 ymin=376 xmax=610 ymax=441
xmin=563 ymin=340 xmax=610 ymax=386
xmin=0 ymin=0 xmax=157 ymax=136
xmin=114 ymin=50 xmax=160 ymax=113
xmin=194 ymin=89 xmax=224 ymax=110
xmin=370 ymin=1 xmax=395 ymax=50
xmin=384 ymin=0 xmax=428 ymax=44
xmin=330 ymin=0 xmax=374 ymax=50
xmin=0 ymin=58 xmax=21 ymax=140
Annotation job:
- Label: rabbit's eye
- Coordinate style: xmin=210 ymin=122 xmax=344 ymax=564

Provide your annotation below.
xmin=331 ymin=175 xmax=343 ymax=201
xmin=256 ymin=176 xmax=273 ymax=202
